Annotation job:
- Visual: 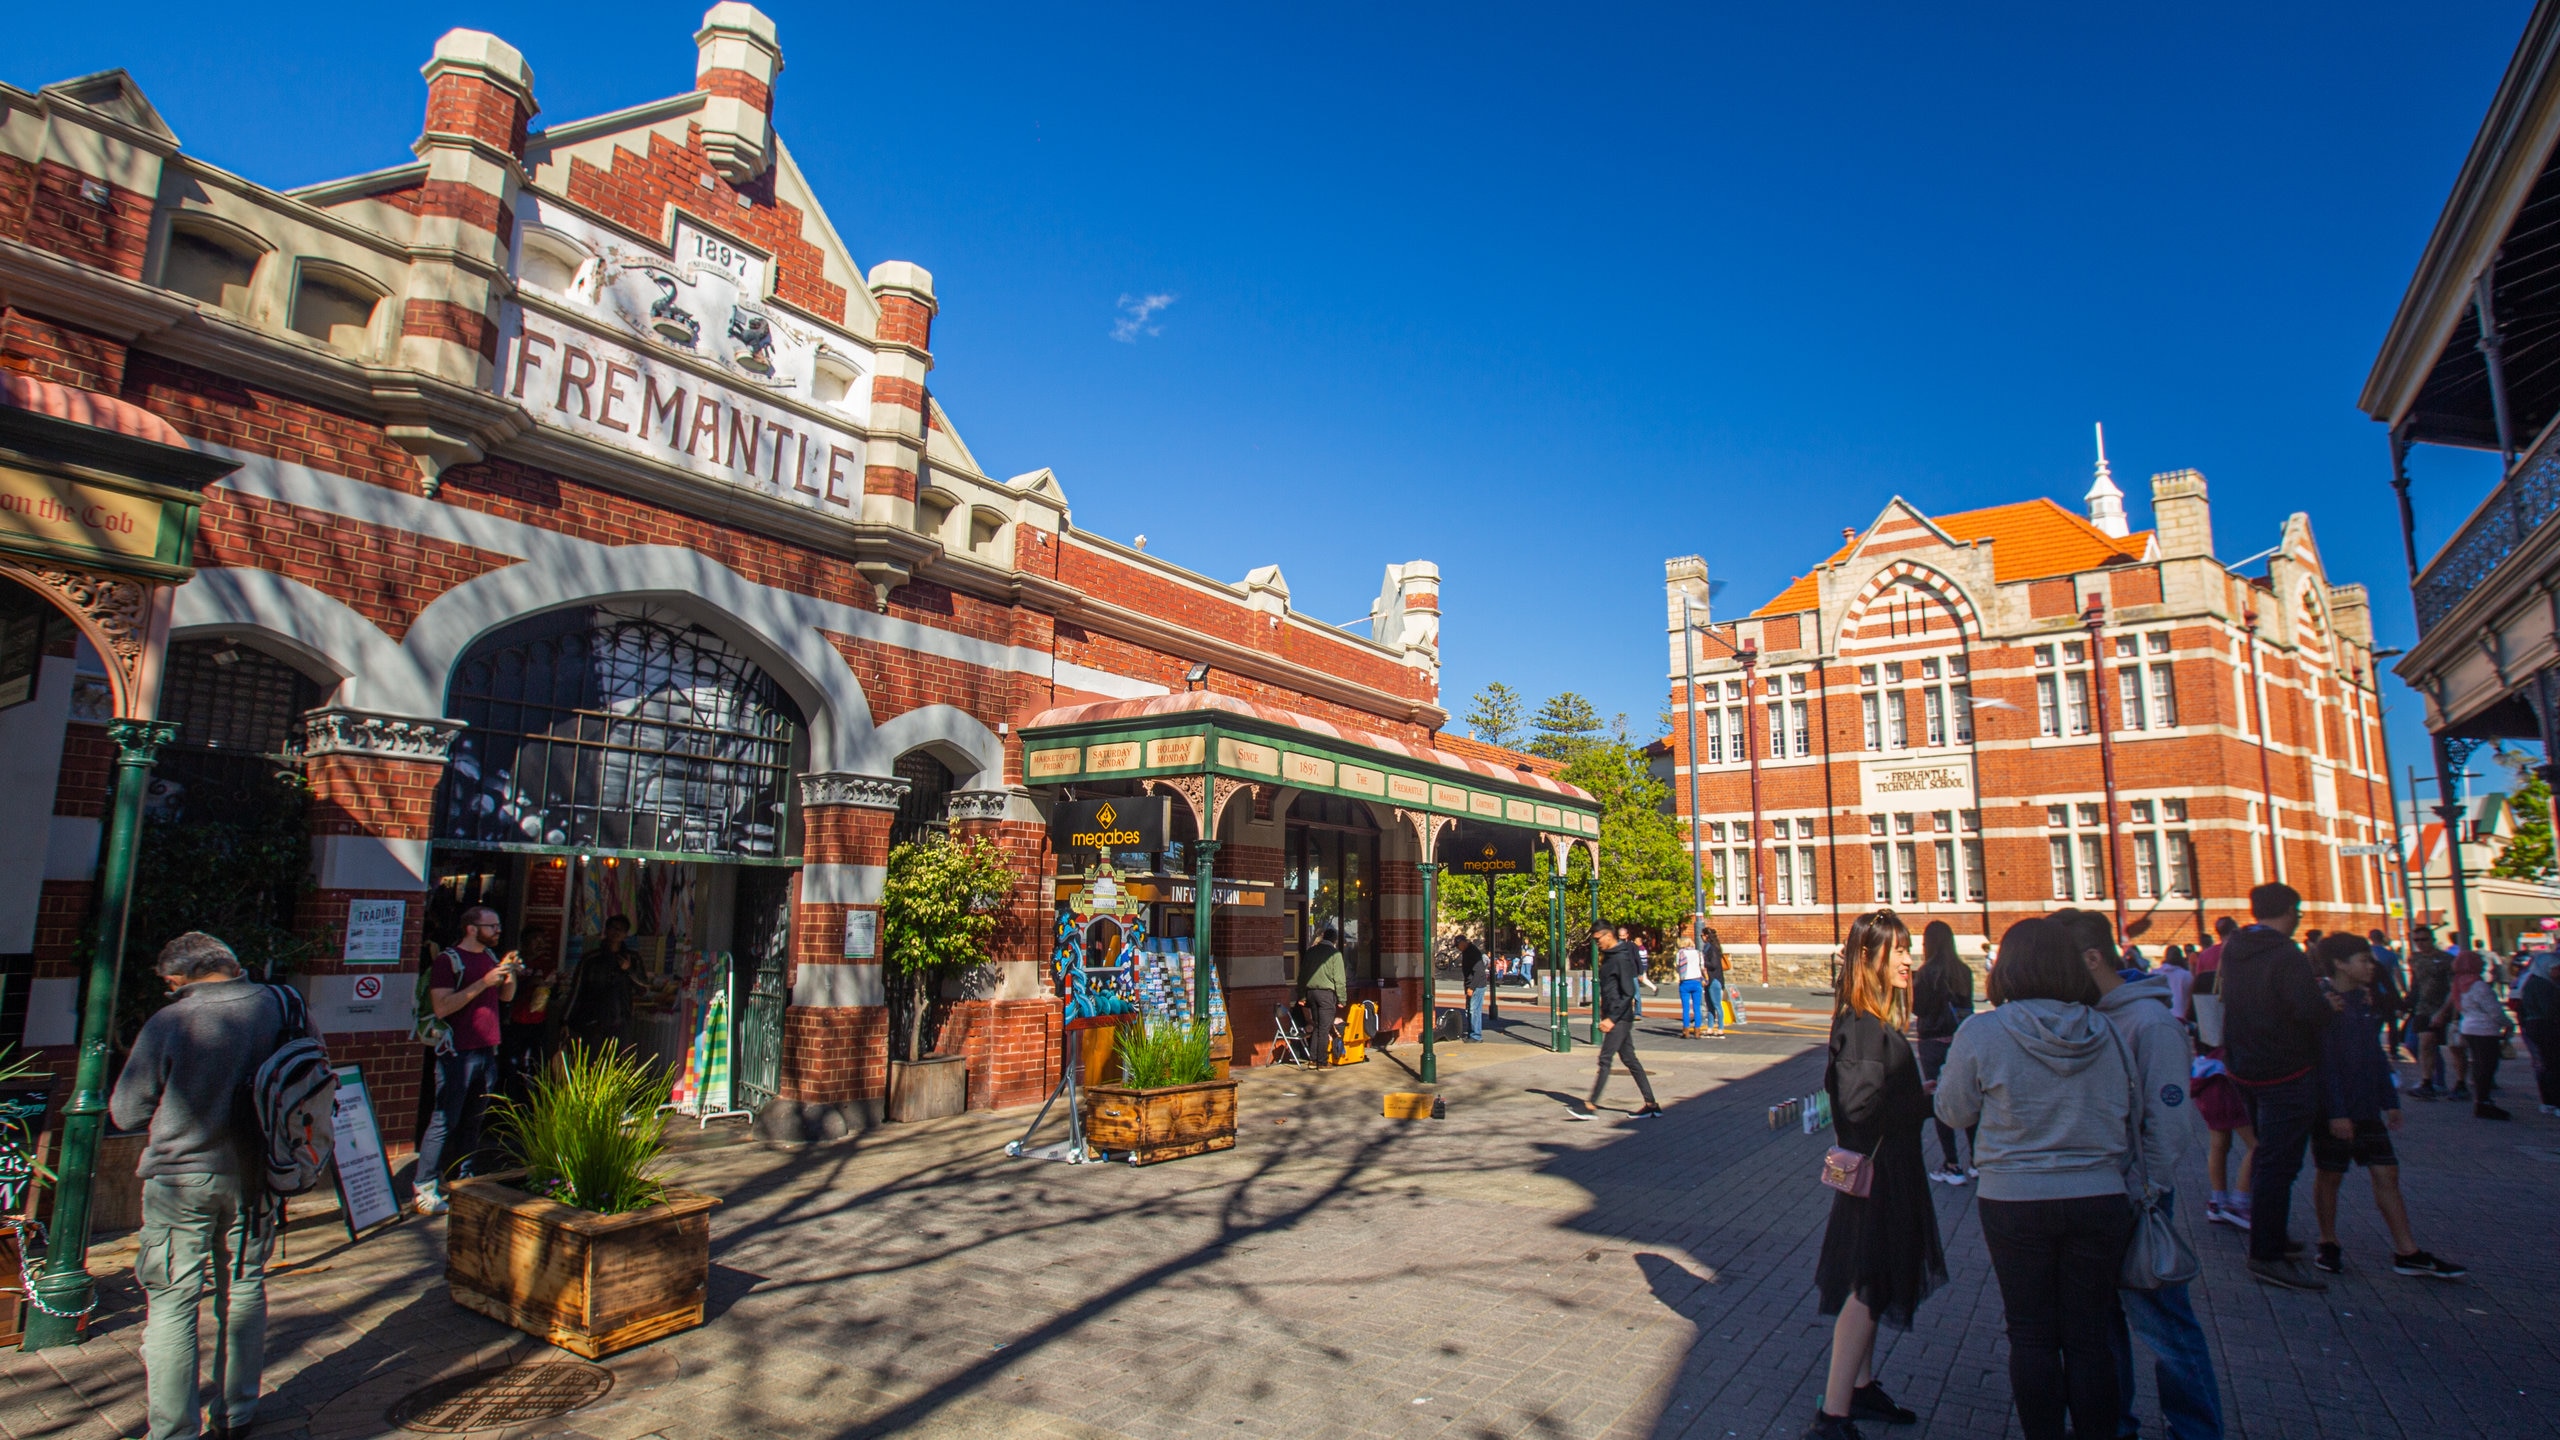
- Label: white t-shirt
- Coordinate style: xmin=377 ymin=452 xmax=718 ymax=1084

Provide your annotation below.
xmin=2458 ymin=976 xmax=2508 ymax=1037
xmin=1676 ymin=945 xmax=1705 ymax=981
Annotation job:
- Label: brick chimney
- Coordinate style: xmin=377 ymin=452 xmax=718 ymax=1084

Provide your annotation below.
xmin=695 ymin=3 xmax=782 ymax=185
xmin=2150 ymin=469 xmax=2214 ymax=561
xmin=394 ymin=29 xmax=537 ymax=491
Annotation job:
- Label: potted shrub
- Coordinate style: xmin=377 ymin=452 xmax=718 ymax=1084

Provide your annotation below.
xmin=882 ymin=833 xmax=1015 ymax=1122
xmin=445 ymin=1045 xmax=718 ymax=1358
xmin=1080 ymin=1017 xmax=1237 ymax=1165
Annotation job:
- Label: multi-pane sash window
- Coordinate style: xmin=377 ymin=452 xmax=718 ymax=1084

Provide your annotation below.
xmin=1871 ymin=843 xmax=1891 ymax=902
xmin=2066 ymin=672 xmax=2092 ymax=734
xmin=1963 ymin=839 xmax=1986 ymax=901
xmin=2078 ymin=835 xmax=2106 ymax=899
xmin=1798 ymin=846 xmax=1818 ymax=905
xmin=1774 ymin=847 xmax=1795 ymax=905
xmin=1863 ymin=693 xmax=1882 ymax=750
xmin=1710 ymin=849 xmax=1728 ymax=905
xmin=2134 ymin=833 xmax=2160 ymax=898
xmin=1953 ymin=683 xmax=1974 ymax=742
xmin=1896 ymin=842 xmax=1919 ymax=904
xmin=1790 ymin=700 xmax=1811 ymax=757
xmin=1887 ymin=692 xmax=1909 ymax=748
xmin=1727 ymin=706 xmax=1746 ymax=760
xmin=1769 ymin=702 xmax=1785 ymax=760
xmin=1706 ymin=708 xmax=1724 ymax=763
xmin=2050 ymin=836 xmax=2074 ymax=900
xmin=1925 ymin=689 xmax=1946 ymax=746
xmin=1934 ymin=839 xmax=1955 ymax=902
xmin=2119 ymin=667 xmax=2145 ymax=731
xmin=2038 ymin=675 xmax=2061 ymax=736
xmin=2149 ymin=665 xmax=2178 ymax=727
xmin=2167 ymin=832 xmax=2195 ymax=898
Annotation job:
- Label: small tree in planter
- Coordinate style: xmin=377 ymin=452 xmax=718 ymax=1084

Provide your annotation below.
xmin=445 ymin=1045 xmax=719 ymax=1357
xmin=881 ymin=835 xmax=1016 ymax=1119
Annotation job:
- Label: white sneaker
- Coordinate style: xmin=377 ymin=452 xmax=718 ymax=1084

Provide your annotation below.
xmin=413 ymin=1186 xmax=449 ymax=1217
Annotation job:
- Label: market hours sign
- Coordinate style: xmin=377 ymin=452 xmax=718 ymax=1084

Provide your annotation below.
xmin=1860 ymin=757 xmax=1973 ymax=810
xmin=507 ymin=312 xmax=869 ymax=517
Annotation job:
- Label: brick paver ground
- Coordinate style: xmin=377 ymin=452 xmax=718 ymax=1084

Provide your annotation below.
xmin=4 ymin=1010 xmax=2554 ymax=1439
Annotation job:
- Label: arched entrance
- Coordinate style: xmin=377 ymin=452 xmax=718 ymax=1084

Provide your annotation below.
xmin=428 ymin=604 xmax=808 ymax=1112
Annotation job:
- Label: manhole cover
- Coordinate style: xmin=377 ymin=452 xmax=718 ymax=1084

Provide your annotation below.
xmin=387 ymin=1361 xmax=615 ymax=1432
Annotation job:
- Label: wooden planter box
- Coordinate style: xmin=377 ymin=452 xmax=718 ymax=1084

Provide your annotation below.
xmin=1080 ymin=1078 xmax=1237 ymax=1165
xmin=445 ymin=1173 xmax=719 ymax=1358
xmin=888 ymin=1055 xmax=968 ymax=1122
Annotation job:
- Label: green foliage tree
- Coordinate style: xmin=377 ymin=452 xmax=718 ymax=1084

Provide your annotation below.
xmin=880 ymin=832 xmax=1018 ymax=1061
xmin=1465 ymin=682 xmax=1525 ymax=750
xmin=1527 ymin=691 xmax=1605 ymax=761
xmin=117 ymin=765 xmax=315 ymax=1046
xmin=2492 ymin=750 xmax=2555 ymax=882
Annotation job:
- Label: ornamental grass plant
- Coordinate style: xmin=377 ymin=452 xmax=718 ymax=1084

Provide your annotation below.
xmin=1116 ymin=1016 xmax=1216 ymax=1089
xmin=488 ymin=1043 xmax=675 ymax=1215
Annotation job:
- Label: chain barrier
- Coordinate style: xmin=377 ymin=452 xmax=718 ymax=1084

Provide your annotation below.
xmin=3 ymin=1217 xmax=98 ymax=1322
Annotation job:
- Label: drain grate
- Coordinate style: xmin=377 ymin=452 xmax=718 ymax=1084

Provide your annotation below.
xmin=388 ymin=1361 xmax=616 ymax=1433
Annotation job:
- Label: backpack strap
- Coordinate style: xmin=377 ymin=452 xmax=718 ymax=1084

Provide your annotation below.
xmin=269 ymin=983 xmax=311 ymax=1044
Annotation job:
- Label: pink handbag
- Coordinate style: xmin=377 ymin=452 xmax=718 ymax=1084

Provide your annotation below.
xmin=1819 ymin=1145 xmax=1874 ymax=1197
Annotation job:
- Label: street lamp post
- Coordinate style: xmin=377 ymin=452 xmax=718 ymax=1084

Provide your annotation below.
xmin=2084 ymin=599 xmax=2131 ymax=941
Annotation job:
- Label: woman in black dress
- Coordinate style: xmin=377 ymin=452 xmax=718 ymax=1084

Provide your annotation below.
xmin=1807 ymin=909 xmax=1943 ymax=1439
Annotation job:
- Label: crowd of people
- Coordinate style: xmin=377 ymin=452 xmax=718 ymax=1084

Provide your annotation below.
xmin=1796 ymin=883 xmax=2513 ymax=1440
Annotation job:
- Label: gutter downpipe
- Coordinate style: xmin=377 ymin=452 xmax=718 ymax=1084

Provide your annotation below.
xmin=2085 ymin=598 xmax=2132 ymax=941
xmin=2245 ymin=606 xmax=2285 ymax=884
xmin=1743 ymin=643 xmax=1771 ymax=984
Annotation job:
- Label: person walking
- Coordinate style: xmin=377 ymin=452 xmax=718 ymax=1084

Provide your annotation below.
xmin=413 ymin=905 xmax=522 ymax=1216
xmin=2307 ymin=934 xmax=2468 ymax=1279
xmin=560 ymin=914 xmax=640 ymax=1057
xmin=2056 ymin=910 xmax=2224 ymax=1440
xmin=2518 ymin=946 xmax=2560 ymax=1116
xmin=2454 ymin=952 xmax=2514 ymax=1120
xmin=1570 ymin=921 xmax=1662 ymax=1120
xmin=1459 ymin=936 xmax=1488 ymax=1042
xmin=1933 ymin=917 xmax=2135 ymax=1440
xmin=1702 ymin=924 xmax=1730 ymax=1036
xmin=1675 ymin=926 xmax=1708 ymax=1038
xmin=109 ymin=933 xmax=293 ymax=1440
xmin=2405 ymin=928 xmax=2453 ymax=1093
xmin=2364 ymin=928 xmax=2407 ymax=1051
xmin=1910 ymin=920 xmax=1976 ymax=1186
xmin=1802 ymin=910 xmax=1938 ymax=1439
xmin=1299 ymin=923 xmax=1346 ymax=1067
xmin=2218 ymin=883 xmax=2331 ymax=1291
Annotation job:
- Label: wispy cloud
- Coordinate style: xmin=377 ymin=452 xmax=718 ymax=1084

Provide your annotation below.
xmin=1111 ymin=292 xmax=1178 ymax=342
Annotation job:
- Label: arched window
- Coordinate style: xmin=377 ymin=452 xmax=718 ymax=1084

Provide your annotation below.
xmin=891 ymin=750 xmax=954 ymax=847
xmin=153 ymin=637 xmax=324 ymax=821
xmin=437 ymin=606 xmax=803 ymax=858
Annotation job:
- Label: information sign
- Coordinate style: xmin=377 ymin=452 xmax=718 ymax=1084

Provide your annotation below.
xmin=343 ymin=899 xmax=407 ymax=963
xmin=842 ymin=909 xmax=877 ymax=959
xmin=328 ymin=1064 xmax=401 ymax=1238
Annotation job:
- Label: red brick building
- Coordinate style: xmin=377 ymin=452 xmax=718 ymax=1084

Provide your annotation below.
xmin=0 ymin=6 xmax=1591 ymax=1144
xmin=1664 ymin=456 xmax=2396 ymax=983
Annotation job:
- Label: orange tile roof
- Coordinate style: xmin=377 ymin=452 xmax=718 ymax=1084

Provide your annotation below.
xmin=1752 ymin=498 xmax=2152 ymax=616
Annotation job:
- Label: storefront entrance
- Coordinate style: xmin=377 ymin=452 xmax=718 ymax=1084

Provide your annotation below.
xmin=427 ymin=604 xmax=805 ymax=1101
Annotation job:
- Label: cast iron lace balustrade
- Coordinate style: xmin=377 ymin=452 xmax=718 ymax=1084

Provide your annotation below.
xmin=2414 ymin=430 xmax=2560 ymax=633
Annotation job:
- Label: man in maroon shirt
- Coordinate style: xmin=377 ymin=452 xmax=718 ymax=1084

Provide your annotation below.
xmin=413 ymin=905 xmax=520 ymax=1216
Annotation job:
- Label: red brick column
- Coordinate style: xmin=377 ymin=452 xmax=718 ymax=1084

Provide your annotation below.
xmin=296 ymin=709 xmax=463 ymax=1151
xmin=943 ymin=788 xmax=1060 ymax=1110
xmin=768 ymin=772 xmax=901 ymax=1139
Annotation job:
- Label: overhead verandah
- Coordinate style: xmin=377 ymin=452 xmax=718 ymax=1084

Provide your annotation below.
xmin=1018 ymin=692 xmax=1603 ymax=1081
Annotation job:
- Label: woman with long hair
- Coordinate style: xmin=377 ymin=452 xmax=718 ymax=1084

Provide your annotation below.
xmin=1805 ymin=910 xmax=1941 ymax=1438
xmin=1934 ymin=918 xmax=2135 ymax=1440
xmin=1910 ymin=920 xmax=1977 ymax=1185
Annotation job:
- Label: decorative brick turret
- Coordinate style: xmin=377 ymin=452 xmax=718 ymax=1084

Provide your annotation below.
xmin=694 ymin=3 xmax=783 ymax=185
xmin=395 ymin=29 xmax=537 ymax=491
xmin=859 ymin=259 xmax=936 ymax=590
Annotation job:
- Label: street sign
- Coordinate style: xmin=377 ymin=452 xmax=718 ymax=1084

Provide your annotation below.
xmin=2339 ymin=843 xmax=2392 ymax=858
xmin=1442 ymin=821 xmax=1534 ymax=875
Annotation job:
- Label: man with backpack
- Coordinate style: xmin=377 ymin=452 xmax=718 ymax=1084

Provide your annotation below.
xmin=414 ymin=905 xmax=522 ymax=1213
xmin=109 ymin=932 xmax=310 ymax=1440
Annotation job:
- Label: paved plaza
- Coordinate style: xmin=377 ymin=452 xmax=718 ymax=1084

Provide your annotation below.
xmin=6 ymin=1011 xmax=2556 ymax=1439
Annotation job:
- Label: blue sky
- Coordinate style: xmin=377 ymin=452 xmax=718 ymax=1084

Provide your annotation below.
xmin=12 ymin=2 xmax=2539 ymax=799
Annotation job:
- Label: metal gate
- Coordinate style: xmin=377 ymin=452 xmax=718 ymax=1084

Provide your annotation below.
xmin=732 ymin=865 xmax=793 ymax=1113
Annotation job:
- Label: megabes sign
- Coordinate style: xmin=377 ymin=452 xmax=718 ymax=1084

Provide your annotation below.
xmin=1050 ymin=796 xmax=1171 ymax=854
xmin=1442 ymin=822 xmax=1534 ymax=875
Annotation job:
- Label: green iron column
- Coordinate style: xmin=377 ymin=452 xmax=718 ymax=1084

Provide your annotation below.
xmin=1548 ymin=870 xmax=1570 ymax=1053
xmin=1191 ymin=773 xmax=1219 ymax=1029
xmin=1417 ymin=861 xmax=1440 ymax=1085
xmin=1588 ymin=857 xmax=1602 ymax=1044
xmin=24 ymin=718 xmax=178 ymax=1350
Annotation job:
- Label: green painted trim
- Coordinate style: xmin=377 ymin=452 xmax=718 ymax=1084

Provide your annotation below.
xmin=430 ymin=838 xmax=805 ymax=868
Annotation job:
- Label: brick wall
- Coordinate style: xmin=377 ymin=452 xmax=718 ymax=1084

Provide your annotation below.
xmin=562 ymin=128 xmax=849 ymax=326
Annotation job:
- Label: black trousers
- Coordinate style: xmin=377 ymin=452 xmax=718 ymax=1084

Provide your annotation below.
xmin=1913 ymin=1037 xmax=1975 ymax=1170
xmin=1978 ymin=1193 xmax=2133 ymax=1440
xmin=1307 ymin=991 xmax=1342 ymax=1064
xmin=2466 ymin=1034 xmax=2504 ymax=1106
xmin=1588 ymin=1018 xmax=1657 ymax=1108
xmin=2239 ymin=1072 xmax=2317 ymax=1262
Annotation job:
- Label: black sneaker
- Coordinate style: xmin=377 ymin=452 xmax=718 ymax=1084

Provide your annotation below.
xmin=2475 ymin=1103 xmax=2513 ymax=1121
xmin=2314 ymin=1242 xmax=2343 ymax=1274
xmin=1849 ymin=1381 xmax=1917 ymax=1425
xmin=2392 ymin=1250 xmax=2467 ymax=1279
xmin=2248 ymin=1256 xmax=2329 ymax=1292
xmin=2449 ymin=1084 xmax=2471 ymax=1100
xmin=1630 ymin=1104 xmax=1663 ymax=1121
xmin=1800 ymin=1410 xmax=1866 ymax=1440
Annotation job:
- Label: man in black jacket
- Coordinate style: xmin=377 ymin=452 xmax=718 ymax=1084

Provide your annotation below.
xmin=2219 ymin=882 xmax=2335 ymax=1291
xmin=1570 ymin=922 xmax=1662 ymax=1121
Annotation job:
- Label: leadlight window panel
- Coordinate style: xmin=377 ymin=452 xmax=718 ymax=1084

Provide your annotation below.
xmin=438 ymin=607 xmax=802 ymax=858
xmin=161 ymin=641 xmax=322 ymax=754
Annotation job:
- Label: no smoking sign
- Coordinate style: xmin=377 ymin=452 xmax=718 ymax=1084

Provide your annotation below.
xmin=352 ymin=975 xmax=382 ymax=1002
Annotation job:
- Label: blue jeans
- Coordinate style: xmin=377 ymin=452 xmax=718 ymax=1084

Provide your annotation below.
xmin=1678 ymin=979 xmax=1705 ymax=1029
xmin=2239 ymin=1073 xmax=2317 ymax=1262
xmin=2111 ymin=1193 xmax=2223 ymax=1440
xmin=414 ymin=1046 xmax=499 ymax=1190
xmin=1706 ymin=976 xmax=1726 ymax=1027
xmin=1464 ymin=985 xmax=1485 ymax=1040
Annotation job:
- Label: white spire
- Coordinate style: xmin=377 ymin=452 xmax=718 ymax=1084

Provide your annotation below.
xmin=2086 ymin=421 xmax=2128 ymax=538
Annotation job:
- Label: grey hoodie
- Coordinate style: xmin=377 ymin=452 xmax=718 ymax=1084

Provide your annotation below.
xmin=1933 ymin=998 xmax=2132 ymax=1201
xmin=2097 ymin=972 xmax=2198 ymax=1197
